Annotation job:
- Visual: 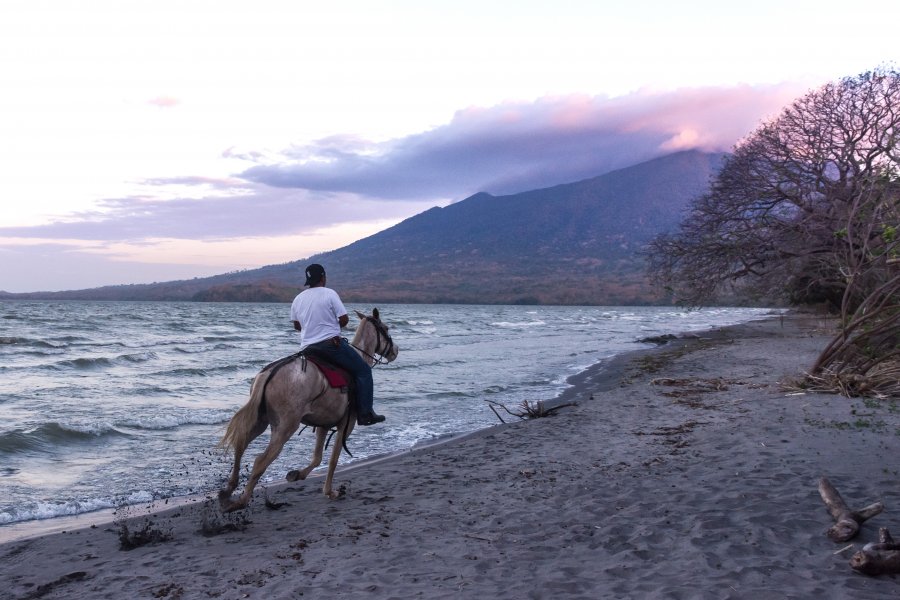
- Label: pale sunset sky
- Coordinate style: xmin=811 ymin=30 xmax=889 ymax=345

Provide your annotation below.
xmin=1 ymin=0 xmax=897 ymax=292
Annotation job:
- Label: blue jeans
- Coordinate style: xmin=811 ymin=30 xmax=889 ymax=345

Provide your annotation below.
xmin=306 ymin=337 xmax=375 ymax=415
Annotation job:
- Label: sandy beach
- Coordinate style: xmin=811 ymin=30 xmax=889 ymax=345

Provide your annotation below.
xmin=2 ymin=312 xmax=899 ymax=599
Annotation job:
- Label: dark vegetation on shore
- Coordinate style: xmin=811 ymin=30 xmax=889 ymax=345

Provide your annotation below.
xmin=649 ymin=67 xmax=900 ymax=398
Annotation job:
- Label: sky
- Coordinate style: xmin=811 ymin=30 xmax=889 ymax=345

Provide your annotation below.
xmin=1 ymin=0 xmax=897 ymax=292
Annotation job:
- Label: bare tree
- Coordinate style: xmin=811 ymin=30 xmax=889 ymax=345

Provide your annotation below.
xmin=805 ymin=178 xmax=900 ymax=396
xmin=648 ymin=68 xmax=900 ymax=396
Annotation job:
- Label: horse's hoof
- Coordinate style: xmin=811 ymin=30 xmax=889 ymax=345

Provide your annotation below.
xmin=286 ymin=470 xmax=302 ymax=482
xmin=221 ymin=500 xmax=246 ymax=513
xmin=218 ymin=490 xmax=243 ymax=513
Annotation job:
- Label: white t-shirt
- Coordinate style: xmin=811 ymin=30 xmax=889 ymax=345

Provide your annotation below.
xmin=290 ymin=287 xmax=348 ymax=349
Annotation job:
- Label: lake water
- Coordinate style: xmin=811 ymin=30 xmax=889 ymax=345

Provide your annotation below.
xmin=0 ymin=301 xmax=777 ymax=527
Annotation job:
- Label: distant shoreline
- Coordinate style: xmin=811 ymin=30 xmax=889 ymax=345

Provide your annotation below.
xmin=0 ymin=295 xmax=765 ymax=308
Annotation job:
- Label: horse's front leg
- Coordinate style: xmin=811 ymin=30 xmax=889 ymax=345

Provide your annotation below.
xmin=286 ymin=426 xmax=328 ymax=482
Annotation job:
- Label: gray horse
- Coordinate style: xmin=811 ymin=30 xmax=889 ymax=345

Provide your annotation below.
xmin=219 ymin=309 xmax=398 ymax=512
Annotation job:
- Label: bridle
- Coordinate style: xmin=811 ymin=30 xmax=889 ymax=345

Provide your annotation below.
xmin=351 ymin=316 xmax=395 ymax=366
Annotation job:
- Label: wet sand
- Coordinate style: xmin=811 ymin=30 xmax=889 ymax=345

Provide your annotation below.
xmin=2 ymin=312 xmax=899 ymax=599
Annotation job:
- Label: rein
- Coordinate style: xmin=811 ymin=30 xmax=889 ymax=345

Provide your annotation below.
xmin=351 ymin=317 xmax=394 ymax=366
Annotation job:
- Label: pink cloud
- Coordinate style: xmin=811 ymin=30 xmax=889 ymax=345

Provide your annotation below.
xmin=148 ymin=96 xmax=181 ymax=108
xmin=241 ymin=83 xmax=807 ymax=199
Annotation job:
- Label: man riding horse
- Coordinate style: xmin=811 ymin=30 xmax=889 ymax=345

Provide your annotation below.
xmin=290 ymin=263 xmax=386 ymax=426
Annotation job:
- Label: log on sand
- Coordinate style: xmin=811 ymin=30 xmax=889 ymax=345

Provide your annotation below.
xmin=850 ymin=528 xmax=900 ymax=576
xmin=817 ymin=477 xmax=883 ymax=542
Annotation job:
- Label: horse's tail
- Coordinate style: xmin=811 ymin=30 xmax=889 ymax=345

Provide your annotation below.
xmin=219 ymin=370 xmax=268 ymax=451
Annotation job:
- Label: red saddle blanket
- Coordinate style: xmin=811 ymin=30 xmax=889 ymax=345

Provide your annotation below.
xmin=305 ymin=355 xmax=350 ymax=389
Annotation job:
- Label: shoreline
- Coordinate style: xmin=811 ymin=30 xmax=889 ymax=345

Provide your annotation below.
xmin=4 ymin=312 xmax=900 ymax=598
xmin=0 ymin=314 xmax=753 ymax=543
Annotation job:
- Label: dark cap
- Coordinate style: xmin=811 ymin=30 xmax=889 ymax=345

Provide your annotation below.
xmin=304 ymin=263 xmax=326 ymax=286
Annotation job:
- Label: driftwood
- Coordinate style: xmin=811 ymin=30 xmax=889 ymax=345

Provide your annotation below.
xmin=484 ymin=399 xmax=576 ymax=423
xmin=850 ymin=528 xmax=900 ymax=575
xmin=817 ymin=477 xmax=884 ymax=542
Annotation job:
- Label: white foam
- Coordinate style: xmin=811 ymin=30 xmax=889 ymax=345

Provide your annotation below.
xmin=0 ymin=489 xmax=162 ymax=525
xmin=490 ymin=320 xmax=547 ymax=328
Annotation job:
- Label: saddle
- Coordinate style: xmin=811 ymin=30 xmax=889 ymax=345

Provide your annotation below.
xmin=302 ymin=354 xmax=350 ymax=391
xmin=259 ymin=351 xmax=352 ymax=394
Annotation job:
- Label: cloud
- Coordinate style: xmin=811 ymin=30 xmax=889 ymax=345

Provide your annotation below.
xmin=1 ymin=84 xmax=808 ymax=292
xmin=1 ymin=85 xmax=803 ymax=246
xmin=148 ymin=96 xmax=181 ymax=108
xmin=0 ymin=183 xmax=432 ymax=243
xmin=240 ymin=84 xmax=803 ymax=200
xmin=0 ymin=241 xmax=226 ymax=293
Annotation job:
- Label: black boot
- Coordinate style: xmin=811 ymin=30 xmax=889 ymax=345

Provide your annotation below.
xmin=357 ymin=412 xmax=386 ymax=426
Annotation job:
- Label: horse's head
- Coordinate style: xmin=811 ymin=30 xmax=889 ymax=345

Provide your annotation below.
xmin=354 ymin=308 xmax=399 ymax=364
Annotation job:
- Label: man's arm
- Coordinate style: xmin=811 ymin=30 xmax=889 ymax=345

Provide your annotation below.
xmin=293 ymin=320 xmax=302 ymax=331
xmin=338 ymin=314 xmax=349 ymax=328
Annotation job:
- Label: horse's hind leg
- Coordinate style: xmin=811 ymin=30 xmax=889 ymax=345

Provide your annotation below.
xmin=222 ymin=418 xmax=268 ymax=495
xmin=223 ymin=424 xmax=295 ymax=513
xmin=322 ymin=419 xmax=355 ymax=499
xmin=287 ymin=426 xmax=328 ymax=482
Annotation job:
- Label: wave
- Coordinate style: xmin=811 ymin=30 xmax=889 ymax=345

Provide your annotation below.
xmin=0 ymin=490 xmax=156 ymax=525
xmin=54 ymin=357 xmax=115 ymax=370
xmin=117 ymin=411 xmax=232 ymax=430
xmin=0 ymin=336 xmax=64 ymax=348
xmin=118 ymin=351 xmax=158 ymax=363
xmin=202 ymin=335 xmax=245 ymax=342
xmin=40 ymin=351 xmax=158 ymax=371
xmin=157 ymin=365 xmax=241 ymax=377
xmin=171 ymin=342 xmax=236 ymax=352
xmin=482 ymin=385 xmax=512 ymax=394
xmin=131 ymin=385 xmax=173 ymax=396
xmin=172 ymin=346 xmax=200 ymax=354
xmin=0 ymin=422 xmax=130 ymax=454
xmin=490 ymin=320 xmax=547 ymax=329
xmin=0 ymin=410 xmax=233 ymax=455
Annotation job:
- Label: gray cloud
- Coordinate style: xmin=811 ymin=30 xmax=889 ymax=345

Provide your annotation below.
xmin=0 ymin=86 xmax=801 ymax=248
xmin=240 ymin=85 xmax=800 ymax=200
xmin=0 ymin=186 xmax=430 ymax=242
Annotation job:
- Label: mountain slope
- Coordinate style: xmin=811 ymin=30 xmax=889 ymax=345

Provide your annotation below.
xmin=295 ymin=149 xmax=724 ymax=304
xmin=3 ymin=150 xmax=724 ymax=305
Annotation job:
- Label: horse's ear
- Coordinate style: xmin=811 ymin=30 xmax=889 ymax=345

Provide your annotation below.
xmin=372 ymin=307 xmax=380 ymax=321
xmin=354 ymin=310 xmax=366 ymax=321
